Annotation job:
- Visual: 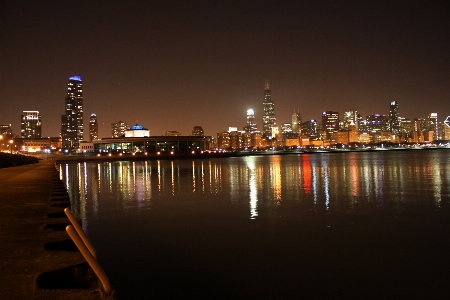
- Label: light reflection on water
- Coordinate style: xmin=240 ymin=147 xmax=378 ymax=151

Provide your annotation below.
xmin=60 ymin=150 xmax=450 ymax=222
xmin=58 ymin=150 xmax=450 ymax=299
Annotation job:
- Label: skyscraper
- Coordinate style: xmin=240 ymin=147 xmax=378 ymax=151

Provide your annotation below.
xmin=21 ymin=111 xmax=42 ymax=138
xmin=262 ymin=80 xmax=276 ymax=138
xmin=89 ymin=113 xmax=98 ymax=142
xmin=343 ymin=109 xmax=358 ymax=132
xmin=192 ymin=126 xmax=204 ymax=136
xmin=244 ymin=109 xmax=257 ymax=132
xmin=389 ymin=101 xmax=400 ymax=135
xmin=61 ymin=76 xmax=83 ymax=149
xmin=322 ymin=111 xmax=339 ymax=140
xmin=366 ymin=114 xmax=389 ymax=132
xmin=111 ymin=120 xmax=128 ymax=137
xmin=291 ymin=112 xmax=301 ymax=135
xmin=427 ymin=113 xmax=438 ymax=140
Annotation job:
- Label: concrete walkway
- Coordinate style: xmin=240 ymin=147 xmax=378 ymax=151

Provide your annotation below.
xmin=0 ymin=160 xmax=103 ymax=300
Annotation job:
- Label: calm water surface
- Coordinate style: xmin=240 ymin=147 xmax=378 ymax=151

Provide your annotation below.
xmin=60 ymin=150 xmax=450 ymax=299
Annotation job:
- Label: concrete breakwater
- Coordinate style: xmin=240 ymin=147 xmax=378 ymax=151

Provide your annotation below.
xmin=0 ymin=160 xmax=107 ymax=299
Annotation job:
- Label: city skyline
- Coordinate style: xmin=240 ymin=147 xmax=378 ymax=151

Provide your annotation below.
xmin=1 ymin=1 xmax=448 ymax=138
xmin=2 ymin=76 xmax=447 ymax=140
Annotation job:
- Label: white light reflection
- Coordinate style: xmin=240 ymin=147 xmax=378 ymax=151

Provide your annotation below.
xmin=271 ymin=156 xmax=282 ymax=205
xmin=143 ymin=161 xmax=151 ymax=204
xmin=108 ymin=162 xmax=113 ymax=192
xmin=432 ymin=161 xmax=442 ymax=206
xmin=77 ymin=163 xmax=88 ymax=231
xmin=192 ymin=161 xmax=196 ymax=192
xmin=214 ymin=163 xmax=221 ymax=194
xmin=171 ymin=161 xmax=175 ymax=196
xmin=311 ymin=159 xmax=318 ymax=205
xmin=157 ymin=161 xmax=161 ymax=193
xmin=64 ymin=163 xmax=69 ymax=191
xmin=208 ymin=161 xmax=213 ymax=193
xmin=245 ymin=156 xmax=258 ymax=219
xmin=201 ymin=161 xmax=205 ymax=193
xmin=322 ymin=159 xmax=330 ymax=210
xmin=132 ymin=162 xmax=136 ymax=195
xmin=229 ymin=164 xmax=239 ymax=203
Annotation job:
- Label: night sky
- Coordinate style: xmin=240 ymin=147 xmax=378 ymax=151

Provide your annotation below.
xmin=1 ymin=1 xmax=449 ymax=138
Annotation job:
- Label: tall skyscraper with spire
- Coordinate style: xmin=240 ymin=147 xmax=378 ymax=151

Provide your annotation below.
xmin=262 ymin=80 xmax=276 ymax=138
xmin=61 ymin=75 xmax=83 ymax=149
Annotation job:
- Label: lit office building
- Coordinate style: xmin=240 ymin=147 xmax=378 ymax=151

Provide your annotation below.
xmin=389 ymin=101 xmax=400 ymax=135
xmin=440 ymin=119 xmax=450 ymax=140
xmin=427 ymin=113 xmax=438 ymax=140
xmin=300 ymin=120 xmax=318 ymax=138
xmin=291 ymin=112 xmax=301 ymax=134
xmin=322 ymin=111 xmax=339 ymax=140
xmin=192 ymin=126 xmax=204 ymax=136
xmin=281 ymin=123 xmax=296 ymax=140
xmin=356 ymin=114 xmax=367 ymax=133
xmin=343 ymin=109 xmax=358 ymax=132
xmin=61 ymin=75 xmax=83 ymax=149
xmin=262 ymin=80 xmax=276 ymax=138
xmin=112 ymin=120 xmax=128 ymax=137
xmin=366 ymin=114 xmax=389 ymax=133
xmin=21 ymin=111 xmax=42 ymax=138
xmin=244 ymin=109 xmax=257 ymax=132
xmin=0 ymin=124 xmax=13 ymax=136
xmin=399 ymin=117 xmax=411 ymax=140
xmin=89 ymin=113 xmax=98 ymax=141
xmin=217 ymin=131 xmax=231 ymax=150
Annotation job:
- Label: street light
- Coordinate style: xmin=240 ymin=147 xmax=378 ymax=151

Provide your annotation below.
xmin=9 ymin=140 xmax=13 ymax=154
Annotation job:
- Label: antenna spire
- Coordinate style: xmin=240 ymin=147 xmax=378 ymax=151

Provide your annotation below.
xmin=265 ymin=79 xmax=270 ymax=90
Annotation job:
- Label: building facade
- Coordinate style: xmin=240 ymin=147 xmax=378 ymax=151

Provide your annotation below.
xmin=291 ymin=112 xmax=301 ymax=135
xmin=262 ymin=80 xmax=276 ymax=138
xmin=61 ymin=76 xmax=83 ymax=149
xmin=126 ymin=124 xmax=150 ymax=137
xmin=389 ymin=101 xmax=400 ymax=135
xmin=427 ymin=113 xmax=438 ymax=140
xmin=343 ymin=109 xmax=358 ymax=132
xmin=94 ymin=136 xmax=210 ymax=154
xmin=366 ymin=114 xmax=389 ymax=133
xmin=192 ymin=126 xmax=204 ymax=136
xmin=0 ymin=124 xmax=13 ymax=136
xmin=301 ymin=120 xmax=318 ymax=138
xmin=89 ymin=113 xmax=98 ymax=141
xmin=322 ymin=111 xmax=339 ymax=140
xmin=244 ymin=109 xmax=257 ymax=132
xmin=21 ymin=111 xmax=42 ymax=138
xmin=111 ymin=120 xmax=128 ymax=137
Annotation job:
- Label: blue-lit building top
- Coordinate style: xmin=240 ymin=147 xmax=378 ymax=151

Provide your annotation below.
xmin=129 ymin=124 xmax=148 ymax=130
xmin=69 ymin=75 xmax=82 ymax=81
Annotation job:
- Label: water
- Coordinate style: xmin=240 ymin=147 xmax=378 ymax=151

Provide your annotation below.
xmin=59 ymin=150 xmax=450 ymax=299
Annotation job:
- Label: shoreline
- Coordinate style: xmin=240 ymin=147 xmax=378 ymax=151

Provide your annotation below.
xmin=26 ymin=145 xmax=450 ymax=163
xmin=0 ymin=161 xmax=104 ymax=299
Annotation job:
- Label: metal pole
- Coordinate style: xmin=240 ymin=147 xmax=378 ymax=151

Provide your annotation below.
xmin=66 ymin=225 xmax=111 ymax=293
xmin=64 ymin=207 xmax=97 ymax=259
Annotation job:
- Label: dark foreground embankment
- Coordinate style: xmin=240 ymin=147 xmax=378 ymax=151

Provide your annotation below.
xmin=0 ymin=153 xmax=39 ymax=168
xmin=0 ymin=160 xmax=106 ymax=300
